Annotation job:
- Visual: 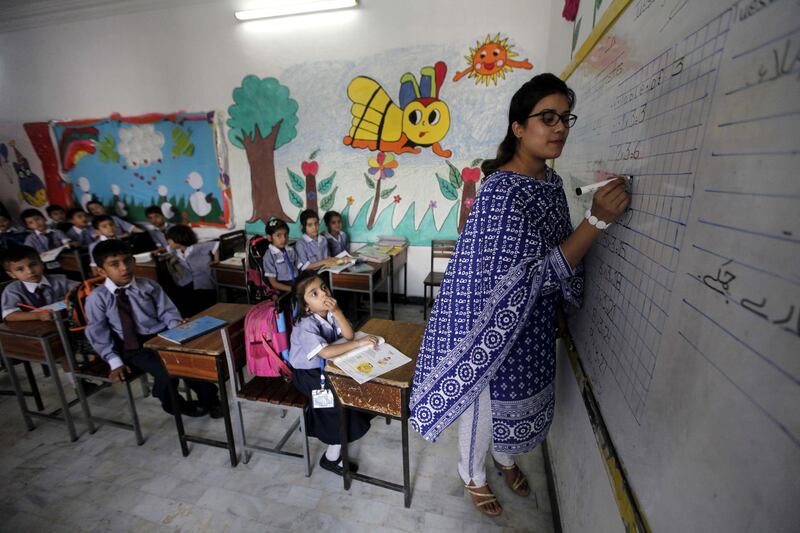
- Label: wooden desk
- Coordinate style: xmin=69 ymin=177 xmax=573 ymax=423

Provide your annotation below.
xmin=329 ymin=260 xmax=392 ymax=320
xmin=388 ymin=245 xmax=409 ymax=305
xmin=326 ymin=318 xmax=424 ymax=507
xmin=133 ymin=260 xmax=158 ymax=281
xmin=59 ymin=247 xmax=90 ymax=280
xmin=0 ymin=316 xmax=92 ymax=442
xmin=144 ymin=303 xmax=249 ymax=466
xmin=211 ymin=259 xmax=247 ymax=302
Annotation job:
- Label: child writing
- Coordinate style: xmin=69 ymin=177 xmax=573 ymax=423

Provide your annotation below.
xmin=64 ymin=208 xmax=96 ymax=247
xmin=144 ymin=206 xmax=174 ymax=250
xmin=289 ymin=270 xmax=378 ymax=475
xmin=323 ymin=210 xmax=349 ymax=257
xmin=85 ymin=239 xmax=222 ymax=418
xmin=294 ymin=209 xmax=338 ymax=271
xmin=21 ymin=208 xmax=68 ymax=253
xmin=262 ymin=218 xmax=301 ymax=294
xmin=1 ymin=246 xmax=79 ymax=321
xmin=89 ymin=215 xmax=120 ymax=270
xmin=164 ymin=224 xmax=218 ymax=317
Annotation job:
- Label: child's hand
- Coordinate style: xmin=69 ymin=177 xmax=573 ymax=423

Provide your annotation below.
xmin=109 ymin=365 xmax=131 ymax=382
xmin=358 ymin=335 xmax=380 ymax=348
xmin=37 ymin=310 xmax=53 ymax=321
xmin=323 ymin=296 xmax=338 ymax=312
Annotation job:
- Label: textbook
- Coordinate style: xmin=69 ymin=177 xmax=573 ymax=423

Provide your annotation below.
xmin=331 ymin=332 xmax=411 ymax=384
xmin=318 ymin=251 xmax=357 ymax=274
xmin=157 ymin=315 xmax=227 ymax=344
xmin=40 ymin=245 xmax=68 ymax=263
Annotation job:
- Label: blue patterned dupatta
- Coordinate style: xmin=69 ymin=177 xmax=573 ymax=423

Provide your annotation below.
xmin=410 ymin=168 xmax=584 ymax=454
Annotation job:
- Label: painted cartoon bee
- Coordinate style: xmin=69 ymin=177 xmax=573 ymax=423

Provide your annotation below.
xmin=343 ymin=61 xmax=452 ymax=158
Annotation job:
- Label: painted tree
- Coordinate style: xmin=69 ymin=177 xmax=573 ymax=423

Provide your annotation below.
xmin=228 ymin=75 xmax=299 ymax=223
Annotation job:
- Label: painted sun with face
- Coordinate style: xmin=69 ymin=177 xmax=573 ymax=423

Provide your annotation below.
xmin=453 ymin=34 xmax=533 ymax=86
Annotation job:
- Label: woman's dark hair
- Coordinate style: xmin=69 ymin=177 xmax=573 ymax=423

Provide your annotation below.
xmin=265 ymin=217 xmax=290 ymax=236
xmin=292 ymin=270 xmax=327 ymax=321
xmin=164 ymin=224 xmax=198 ymax=247
xmin=298 ymin=209 xmax=319 ymax=232
xmin=323 ymin=210 xmax=341 ymax=226
xmin=481 ymin=73 xmax=576 ymax=176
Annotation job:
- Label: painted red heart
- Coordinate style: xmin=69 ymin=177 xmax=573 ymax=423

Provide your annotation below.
xmin=301 ymin=161 xmax=319 ymax=177
xmin=462 ymin=167 xmax=481 ymax=183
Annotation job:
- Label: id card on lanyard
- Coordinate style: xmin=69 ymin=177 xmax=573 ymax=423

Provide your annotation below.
xmin=312 ymin=357 xmax=334 ymax=409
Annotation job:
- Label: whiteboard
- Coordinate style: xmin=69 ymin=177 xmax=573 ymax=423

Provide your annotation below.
xmin=556 ymin=0 xmax=800 ymax=531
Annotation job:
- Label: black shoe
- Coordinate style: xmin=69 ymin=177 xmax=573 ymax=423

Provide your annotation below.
xmin=180 ymin=400 xmax=208 ymax=418
xmin=319 ymin=454 xmax=359 ymax=475
xmin=80 ymin=381 xmax=104 ymax=397
xmin=208 ymin=403 xmax=225 ymax=419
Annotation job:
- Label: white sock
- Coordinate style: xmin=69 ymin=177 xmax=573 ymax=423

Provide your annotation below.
xmin=325 ymin=444 xmax=341 ymax=462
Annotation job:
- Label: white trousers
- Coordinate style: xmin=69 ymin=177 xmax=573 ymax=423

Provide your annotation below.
xmin=457 ymin=386 xmax=515 ymax=486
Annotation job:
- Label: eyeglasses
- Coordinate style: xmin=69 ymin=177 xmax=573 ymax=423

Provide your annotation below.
xmin=528 ymin=110 xmax=578 ymax=128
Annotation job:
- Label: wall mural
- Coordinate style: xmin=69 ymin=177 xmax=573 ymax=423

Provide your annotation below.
xmin=0 ymin=122 xmax=53 ymax=220
xmin=51 ymin=112 xmax=231 ymax=227
xmin=236 ymin=37 xmax=534 ymax=245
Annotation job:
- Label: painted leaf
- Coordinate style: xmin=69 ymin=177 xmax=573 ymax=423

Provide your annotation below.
xmin=319 ymin=186 xmax=338 ymax=211
xmin=287 ymin=169 xmax=304 ymax=192
xmin=436 ymin=173 xmax=458 ymax=201
xmin=470 ymin=158 xmax=483 ymax=167
xmin=286 ymin=183 xmax=304 ymax=208
xmin=446 ymin=160 xmax=462 ymax=189
xmin=318 ymin=171 xmax=336 ymax=194
xmin=380 ymin=185 xmax=397 ymax=199
xmin=364 ymin=172 xmax=375 ymax=190
xmin=572 ymin=18 xmax=582 ymax=55
xmin=309 ymin=149 xmax=320 ymax=160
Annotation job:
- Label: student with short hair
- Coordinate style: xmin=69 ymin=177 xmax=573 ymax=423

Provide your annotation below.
xmin=20 ymin=208 xmax=68 ymax=252
xmin=46 ymin=204 xmax=70 ymax=232
xmin=262 ymin=218 xmax=301 ymax=294
xmin=88 ymin=215 xmax=120 ymax=269
xmin=85 ymin=239 xmax=222 ymax=417
xmin=85 ymin=200 xmax=144 ymax=236
xmin=164 ymin=224 xmax=218 ymax=317
xmin=323 ymin=210 xmax=349 ymax=256
xmin=64 ymin=208 xmax=96 ymax=247
xmin=294 ymin=209 xmax=337 ymax=271
xmin=1 ymin=245 xmax=78 ymax=322
xmin=144 ymin=206 xmax=174 ymax=249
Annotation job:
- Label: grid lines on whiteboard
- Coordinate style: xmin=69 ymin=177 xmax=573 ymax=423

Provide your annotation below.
xmin=578 ymin=9 xmax=733 ymax=422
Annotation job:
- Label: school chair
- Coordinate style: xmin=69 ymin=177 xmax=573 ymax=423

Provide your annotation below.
xmin=60 ymin=277 xmax=150 ymax=445
xmin=221 ymin=296 xmax=311 ymax=475
xmin=219 ymin=230 xmax=246 ymax=261
xmin=0 ymin=279 xmax=45 ymax=410
xmin=422 ymin=239 xmax=457 ymax=319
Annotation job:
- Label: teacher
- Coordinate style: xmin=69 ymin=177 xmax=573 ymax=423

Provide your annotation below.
xmin=410 ymin=73 xmax=630 ymax=516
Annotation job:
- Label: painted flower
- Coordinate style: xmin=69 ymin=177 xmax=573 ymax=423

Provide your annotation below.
xmin=347 ymin=195 xmax=355 ymax=205
xmin=462 ymin=167 xmax=481 ymax=183
xmin=307 ymin=191 xmax=317 ymax=201
xmin=428 ymin=200 xmax=438 ymax=209
xmin=463 ymin=198 xmax=475 ymax=209
xmin=393 ymin=195 xmax=402 ymax=203
xmin=368 ymin=152 xmax=398 ymax=180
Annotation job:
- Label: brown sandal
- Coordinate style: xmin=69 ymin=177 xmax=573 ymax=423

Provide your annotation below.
xmin=494 ymin=460 xmax=530 ymax=497
xmin=464 ymin=481 xmax=503 ymax=517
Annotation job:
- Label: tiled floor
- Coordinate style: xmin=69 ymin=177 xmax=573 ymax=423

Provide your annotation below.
xmin=0 ymin=304 xmax=555 ymax=532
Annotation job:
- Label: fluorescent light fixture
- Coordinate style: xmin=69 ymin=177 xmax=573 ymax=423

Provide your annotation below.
xmin=235 ymin=0 xmax=358 ymax=21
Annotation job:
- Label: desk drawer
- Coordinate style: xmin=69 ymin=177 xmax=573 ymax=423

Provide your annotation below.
xmin=215 ymin=268 xmax=245 ymax=288
xmin=0 ymin=333 xmax=67 ymax=366
xmin=328 ymin=375 xmax=402 ymax=417
xmin=159 ymin=351 xmax=219 ymax=381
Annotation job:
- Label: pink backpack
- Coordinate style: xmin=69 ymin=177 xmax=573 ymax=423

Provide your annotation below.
xmin=244 ymin=300 xmax=292 ymax=379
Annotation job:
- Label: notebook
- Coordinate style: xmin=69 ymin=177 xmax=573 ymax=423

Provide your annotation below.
xmin=331 ymin=332 xmax=411 ymax=384
xmin=318 ymin=251 xmax=358 ymax=274
xmin=157 ymin=315 xmax=227 ymax=344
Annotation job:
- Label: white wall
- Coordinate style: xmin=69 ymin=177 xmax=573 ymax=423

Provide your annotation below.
xmin=0 ymin=0 xmax=558 ymax=296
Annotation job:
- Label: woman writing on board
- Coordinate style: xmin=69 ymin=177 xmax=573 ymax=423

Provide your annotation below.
xmin=410 ymin=73 xmax=630 ymax=516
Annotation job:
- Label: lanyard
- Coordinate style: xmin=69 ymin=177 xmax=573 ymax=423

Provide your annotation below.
xmin=283 ymin=249 xmax=296 ymax=283
xmin=318 ymin=356 xmax=327 ymax=389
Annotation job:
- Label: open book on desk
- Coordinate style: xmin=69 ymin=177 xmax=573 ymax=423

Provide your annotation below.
xmin=318 ymin=251 xmax=358 ymax=274
xmin=330 ymin=332 xmax=411 ymax=384
xmin=40 ymin=245 xmax=68 ymax=263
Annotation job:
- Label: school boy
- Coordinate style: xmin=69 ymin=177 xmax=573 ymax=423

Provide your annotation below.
xmin=85 ymin=240 xmax=222 ymax=417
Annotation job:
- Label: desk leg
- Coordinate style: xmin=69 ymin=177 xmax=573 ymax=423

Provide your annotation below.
xmin=1 ymin=352 xmax=34 ymax=431
xmin=401 ymin=388 xmax=411 ymax=508
xmin=389 ymin=266 xmax=395 ymax=321
xmin=22 ymin=361 xmax=45 ymax=411
xmin=169 ymin=381 xmax=189 ymax=456
xmin=403 ymin=262 xmax=407 ymax=302
xmin=340 ymin=406 xmax=352 ymax=490
xmin=43 ymin=341 xmax=77 ymax=442
xmin=216 ymin=358 xmax=238 ymax=467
